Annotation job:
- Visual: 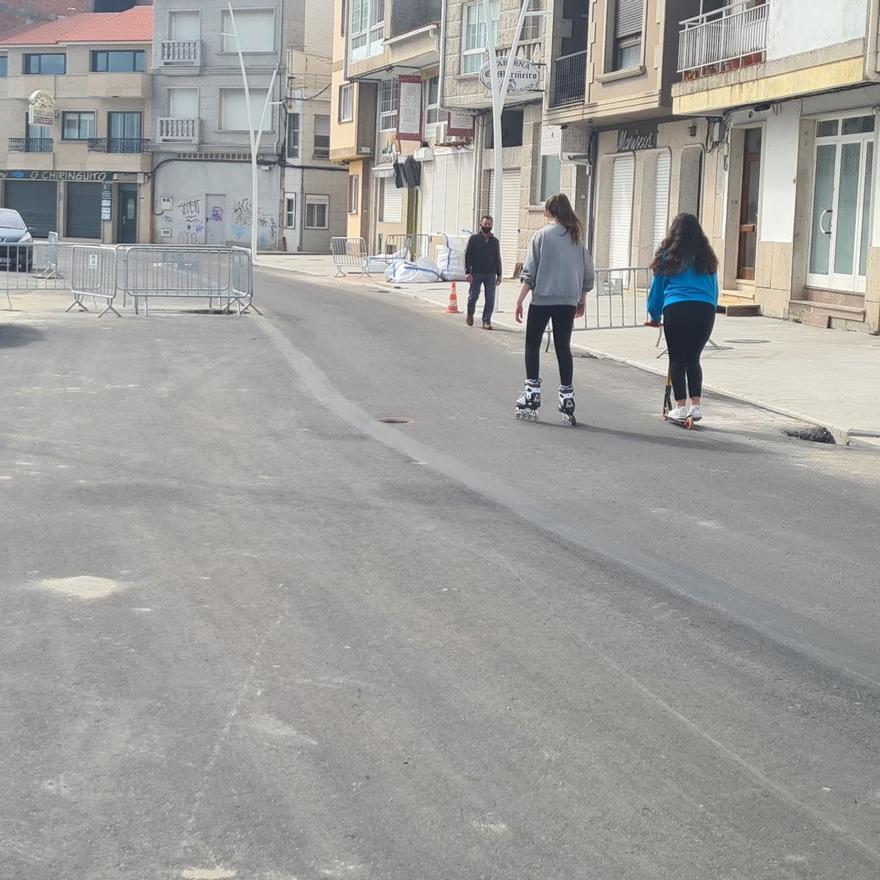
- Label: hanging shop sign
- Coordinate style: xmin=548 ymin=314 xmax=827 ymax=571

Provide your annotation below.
xmin=397 ymin=76 xmax=423 ymax=142
xmin=0 ymin=169 xmax=109 ymax=182
xmin=28 ymin=89 xmax=55 ymax=127
xmin=447 ymin=111 xmax=475 ymax=138
xmin=616 ymin=126 xmax=659 ymax=153
xmin=479 ymin=56 xmax=540 ymax=95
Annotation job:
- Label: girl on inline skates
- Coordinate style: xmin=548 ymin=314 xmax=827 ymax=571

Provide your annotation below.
xmin=514 ymin=194 xmax=595 ymax=425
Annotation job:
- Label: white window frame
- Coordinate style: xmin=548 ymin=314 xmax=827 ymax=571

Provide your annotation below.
xmin=608 ymin=0 xmax=645 ymax=74
xmin=168 ymin=86 xmax=199 ymax=119
xmin=539 ymin=154 xmax=561 ymax=202
xmin=424 ymin=75 xmax=441 ymax=132
xmin=378 ymin=79 xmax=399 ymax=132
xmin=339 ymin=83 xmax=354 ymax=123
xmin=305 ymin=194 xmax=330 ymax=230
xmin=285 ymin=194 xmax=297 ymax=228
xmin=313 ymin=114 xmax=330 ymax=159
xmin=218 ymin=88 xmax=273 ymax=132
xmin=462 ymin=1 xmax=500 ymax=76
xmin=348 ymin=175 xmax=360 ymax=214
xmin=220 ymin=7 xmax=276 ymax=54
xmin=287 ymin=113 xmax=300 ymax=158
xmin=349 ymin=0 xmax=384 ymax=63
xmin=521 ymin=0 xmax=545 ymax=43
xmin=169 ymin=10 xmax=201 ymax=41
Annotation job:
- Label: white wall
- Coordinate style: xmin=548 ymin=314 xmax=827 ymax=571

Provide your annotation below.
xmin=758 ymin=104 xmax=801 ymax=243
xmin=767 ymin=0 xmax=867 ymax=60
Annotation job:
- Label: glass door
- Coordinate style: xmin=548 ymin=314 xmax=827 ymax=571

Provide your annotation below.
xmin=737 ymin=128 xmax=762 ymax=280
xmin=808 ymin=115 xmax=875 ymax=292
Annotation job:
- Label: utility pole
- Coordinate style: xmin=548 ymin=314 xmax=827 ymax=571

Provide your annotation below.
xmin=225 ymin=3 xmax=280 ymax=262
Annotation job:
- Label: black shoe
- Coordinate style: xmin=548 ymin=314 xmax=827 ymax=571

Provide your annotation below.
xmin=466 ymin=313 xmax=474 ymax=326
xmin=482 ymin=321 xmax=493 ymax=330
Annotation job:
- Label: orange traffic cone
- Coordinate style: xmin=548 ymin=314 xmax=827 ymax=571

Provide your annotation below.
xmin=446 ymin=281 xmax=461 ymax=314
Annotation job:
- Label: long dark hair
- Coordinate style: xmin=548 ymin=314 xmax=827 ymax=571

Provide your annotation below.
xmin=545 ymin=193 xmax=583 ymax=244
xmin=651 ymin=213 xmax=718 ymax=275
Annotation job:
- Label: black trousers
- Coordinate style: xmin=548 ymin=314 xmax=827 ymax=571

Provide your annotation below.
xmin=663 ymin=301 xmax=716 ymax=400
xmin=525 ymin=304 xmax=577 ymax=386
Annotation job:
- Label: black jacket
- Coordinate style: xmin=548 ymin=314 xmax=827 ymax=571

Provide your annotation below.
xmin=465 ymin=233 xmax=502 ymax=278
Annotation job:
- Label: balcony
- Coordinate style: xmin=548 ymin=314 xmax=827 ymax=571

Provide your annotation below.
xmin=87 ymin=138 xmax=151 ymax=154
xmin=313 ymin=146 xmax=330 ymax=160
xmin=9 ymin=137 xmax=53 ymax=153
xmin=159 ymin=40 xmax=201 ymax=66
xmin=156 ymin=117 xmax=199 ymax=144
xmin=678 ymin=0 xmax=769 ymax=78
xmin=552 ymin=51 xmax=587 ymax=107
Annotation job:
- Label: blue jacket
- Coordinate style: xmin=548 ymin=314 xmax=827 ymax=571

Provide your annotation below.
xmin=647 ymin=265 xmax=719 ymax=323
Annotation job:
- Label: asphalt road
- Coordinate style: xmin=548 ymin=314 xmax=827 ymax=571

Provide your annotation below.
xmin=1 ymin=273 xmax=878 ymax=880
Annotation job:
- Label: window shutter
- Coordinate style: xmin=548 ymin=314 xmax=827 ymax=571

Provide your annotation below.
xmin=609 ymin=154 xmax=634 ymax=269
xmin=615 ymin=0 xmax=643 ymax=39
xmin=653 ymin=152 xmax=671 ymax=252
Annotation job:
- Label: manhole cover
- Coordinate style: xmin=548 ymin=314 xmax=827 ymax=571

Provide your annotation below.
xmin=378 ymin=417 xmax=412 ymax=424
xmin=724 ymin=339 xmax=771 ymax=344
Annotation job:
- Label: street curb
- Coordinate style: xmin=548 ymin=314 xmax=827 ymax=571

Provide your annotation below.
xmin=259 ymin=264 xmax=872 ymax=448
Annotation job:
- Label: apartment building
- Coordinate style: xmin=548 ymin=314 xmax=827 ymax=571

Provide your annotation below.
xmin=442 ymin=0 xmax=549 ymax=274
xmin=283 ymin=1 xmax=347 ymax=253
xmin=150 ymin=0 xmax=289 ymax=248
xmin=0 ymin=5 xmax=154 ymax=242
xmin=332 ymin=0 xmax=446 ymax=253
xmin=672 ymin=0 xmax=880 ymax=333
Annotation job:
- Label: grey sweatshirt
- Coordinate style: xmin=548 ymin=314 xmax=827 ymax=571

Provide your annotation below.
xmin=520 ymin=223 xmax=595 ymax=307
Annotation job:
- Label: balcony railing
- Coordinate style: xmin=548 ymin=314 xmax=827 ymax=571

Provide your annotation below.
xmin=159 ymin=39 xmax=201 ymax=66
xmin=156 ymin=117 xmax=199 ymax=143
xmin=313 ymin=146 xmax=330 ymax=160
xmin=9 ymin=138 xmax=53 ymax=153
xmin=552 ymin=50 xmax=587 ymax=107
xmin=88 ymin=138 xmax=151 ymax=154
xmin=678 ymin=0 xmax=770 ymax=75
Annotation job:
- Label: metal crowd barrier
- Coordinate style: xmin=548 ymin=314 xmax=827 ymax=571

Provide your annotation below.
xmin=1 ymin=238 xmax=71 ymax=307
xmin=117 ymin=245 xmax=254 ymax=315
xmin=3 ymin=237 xmax=255 ymax=317
xmin=544 ymin=267 xmax=652 ymax=352
xmin=331 ymin=237 xmax=368 ymax=278
xmin=67 ymin=245 xmax=120 ymax=317
xmin=380 ymin=233 xmax=431 ymax=262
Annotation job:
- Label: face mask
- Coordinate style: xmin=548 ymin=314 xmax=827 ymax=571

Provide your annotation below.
xmin=481 ymin=225 xmax=492 ymax=234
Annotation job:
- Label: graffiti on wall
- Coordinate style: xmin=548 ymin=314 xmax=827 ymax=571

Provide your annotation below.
xmin=177 ymin=197 xmax=205 ymax=245
xmin=230 ymin=197 xmax=278 ymax=248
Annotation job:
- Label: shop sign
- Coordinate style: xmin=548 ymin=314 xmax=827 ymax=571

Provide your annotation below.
xmin=447 ymin=111 xmax=474 ymax=138
xmin=617 ymin=126 xmax=658 ymax=152
xmin=397 ymin=76 xmax=423 ymax=142
xmin=0 ymin=170 xmax=109 ymax=182
xmin=479 ymin=56 xmax=540 ymax=95
xmin=28 ymin=90 xmax=55 ymax=127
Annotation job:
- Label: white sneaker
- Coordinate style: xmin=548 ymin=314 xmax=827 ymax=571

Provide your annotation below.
xmin=667 ymin=405 xmax=689 ymax=421
xmin=688 ymin=405 xmax=703 ymax=422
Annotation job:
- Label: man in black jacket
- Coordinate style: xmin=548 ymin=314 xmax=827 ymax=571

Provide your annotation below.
xmin=464 ymin=215 xmax=502 ymax=330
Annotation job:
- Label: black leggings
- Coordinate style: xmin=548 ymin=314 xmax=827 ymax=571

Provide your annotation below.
xmin=525 ymin=304 xmax=577 ymax=386
xmin=663 ymin=301 xmax=716 ymax=401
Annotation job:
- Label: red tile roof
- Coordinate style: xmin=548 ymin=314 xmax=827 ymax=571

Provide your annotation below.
xmin=0 ymin=6 xmax=153 ymax=47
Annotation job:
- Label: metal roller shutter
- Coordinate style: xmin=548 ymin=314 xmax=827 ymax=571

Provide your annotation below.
xmin=488 ymin=168 xmax=521 ymax=276
xmin=66 ymin=182 xmax=102 ymax=239
xmin=4 ymin=180 xmax=57 ymax=238
xmin=382 ymin=181 xmax=402 ymax=223
xmin=609 ymin=154 xmax=634 ymax=269
xmin=615 ymin=0 xmax=643 ymax=38
xmin=653 ymin=151 xmax=671 ymax=252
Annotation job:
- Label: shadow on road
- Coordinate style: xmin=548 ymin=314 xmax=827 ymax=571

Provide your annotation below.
xmin=0 ymin=323 xmax=43 ymax=349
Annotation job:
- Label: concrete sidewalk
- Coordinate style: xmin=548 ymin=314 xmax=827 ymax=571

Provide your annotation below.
xmin=259 ymin=253 xmax=880 ymax=446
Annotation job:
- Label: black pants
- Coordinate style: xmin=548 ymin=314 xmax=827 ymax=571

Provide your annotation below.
xmin=525 ymin=304 xmax=577 ymax=386
xmin=663 ymin=301 xmax=716 ymax=401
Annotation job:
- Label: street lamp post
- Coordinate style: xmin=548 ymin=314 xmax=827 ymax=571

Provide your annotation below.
xmin=224 ymin=3 xmax=281 ymax=263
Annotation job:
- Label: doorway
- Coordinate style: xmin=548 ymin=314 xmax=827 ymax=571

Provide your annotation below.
xmin=117 ymin=185 xmax=138 ymax=243
xmin=736 ymin=128 xmax=762 ymax=280
xmin=807 ymin=114 xmax=875 ymax=293
xmin=205 ymin=194 xmax=227 ymax=245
